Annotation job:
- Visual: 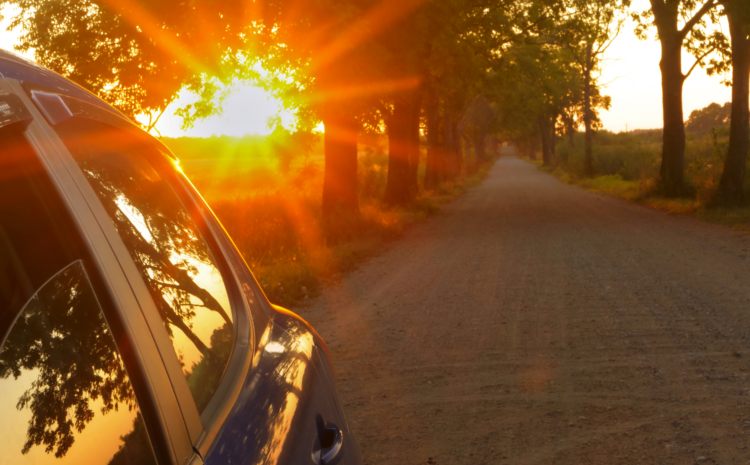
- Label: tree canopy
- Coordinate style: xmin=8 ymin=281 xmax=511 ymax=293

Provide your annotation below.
xmin=3 ymin=0 xmax=749 ymax=205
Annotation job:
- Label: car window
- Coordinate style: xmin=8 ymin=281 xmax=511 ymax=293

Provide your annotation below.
xmin=0 ymin=262 xmax=157 ymax=465
xmin=51 ymin=117 xmax=236 ymax=414
xmin=0 ymin=124 xmax=156 ymax=464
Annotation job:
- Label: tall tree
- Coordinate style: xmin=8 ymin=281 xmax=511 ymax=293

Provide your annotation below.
xmin=718 ymin=0 xmax=750 ymax=203
xmin=246 ymin=0 xmax=443 ymax=216
xmin=0 ymin=0 xmax=247 ymax=131
xmin=633 ymin=0 xmax=725 ymax=195
xmin=566 ymin=0 xmax=626 ymax=176
xmin=498 ymin=42 xmax=582 ymax=165
xmin=0 ymin=0 xmax=397 ymax=218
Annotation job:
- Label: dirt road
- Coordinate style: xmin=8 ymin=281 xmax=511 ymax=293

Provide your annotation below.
xmin=296 ymin=154 xmax=750 ymax=464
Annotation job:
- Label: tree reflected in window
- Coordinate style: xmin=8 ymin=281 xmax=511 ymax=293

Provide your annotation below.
xmin=57 ymin=120 xmax=234 ymax=412
xmin=0 ymin=261 xmax=156 ymax=464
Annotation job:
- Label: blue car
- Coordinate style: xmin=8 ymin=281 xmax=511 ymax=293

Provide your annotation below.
xmin=0 ymin=48 xmax=360 ymax=465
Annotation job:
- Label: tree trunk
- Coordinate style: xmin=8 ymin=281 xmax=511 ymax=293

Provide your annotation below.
xmin=648 ymin=0 xmax=719 ymax=195
xmin=322 ymin=100 xmax=359 ymax=217
xmin=527 ymin=137 xmax=537 ymax=160
xmin=384 ymin=95 xmax=414 ymax=205
xmin=551 ymin=116 xmax=557 ymax=159
xmin=406 ymin=93 xmax=422 ymax=194
xmin=649 ymin=0 xmax=692 ymax=196
xmin=658 ymin=35 xmax=687 ymax=195
xmin=444 ymin=107 xmax=458 ymax=180
xmin=718 ymin=8 xmax=750 ymax=204
xmin=474 ymin=131 xmax=486 ymax=162
xmin=424 ymin=89 xmax=442 ymax=190
xmin=584 ymin=41 xmax=595 ymax=177
xmin=451 ymin=118 xmax=463 ymax=177
xmin=538 ymin=114 xmax=555 ymax=165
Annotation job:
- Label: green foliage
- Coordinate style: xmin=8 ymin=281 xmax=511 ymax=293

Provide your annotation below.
xmin=555 ymin=130 xmax=661 ymax=180
xmin=549 ymin=124 xmax=739 ymax=206
xmin=0 ymin=0 xmax=247 ymax=130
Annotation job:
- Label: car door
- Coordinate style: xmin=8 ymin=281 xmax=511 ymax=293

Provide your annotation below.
xmin=0 ymin=72 xmax=197 ymax=465
xmin=0 ymin=98 xmax=182 ymax=465
xmin=15 ymin=73 xmax=358 ymax=464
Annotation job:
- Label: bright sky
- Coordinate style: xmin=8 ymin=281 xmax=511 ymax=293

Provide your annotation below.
xmin=598 ymin=0 xmax=732 ymax=132
xmin=0 ymin=1 xmax=734 ymax=136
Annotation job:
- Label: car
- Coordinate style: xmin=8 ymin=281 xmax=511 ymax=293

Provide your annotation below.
xmin=0 ymin=48 xmax=361 ymax=465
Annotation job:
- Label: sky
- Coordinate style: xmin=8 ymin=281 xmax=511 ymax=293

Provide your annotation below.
xmin=598 ymin=5 xmax=732 ymax=132
xmin=0 ymin=2 xmax=734 ymax=137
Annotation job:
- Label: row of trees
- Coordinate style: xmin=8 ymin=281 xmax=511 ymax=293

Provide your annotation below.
xmin=626 ymin=0 xmax=750 ymax=202
xmin=2 ymin=0 xmax=750 ymax=208
xmin=497 ymin=0 xmax=750 ymax=204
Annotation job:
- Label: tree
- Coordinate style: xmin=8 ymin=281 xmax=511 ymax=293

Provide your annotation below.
xmin=498 ymin=41 xmax=582 ymax=165
xmin=243 ymin=0 xmax=439 ymax=216
xmin=0 ymin=0 xmax=394 ymax=218
xmin=487 ymin=0 xmax=617 ymax=168
xmin=685 ymin=101 xmax=732 ymax=133
xmin=633 ymin=0 xmax=726 ymax=195
xmin=0 ymin=0 xmax=247 ymax=131
xmin=717 ymin=0 xmax=750 ymax=203
xmin=566 ymin=0 xmax=626 ymax=176
xmin=381 ymin=0 xmax=479 ymax=204
xmin=460 ymin=95 xmax=498 ymax=167
xmin=421 ymin=0 xmax=564 ymax=185
xmin=378 ymin=9 xmax=427 ymax=206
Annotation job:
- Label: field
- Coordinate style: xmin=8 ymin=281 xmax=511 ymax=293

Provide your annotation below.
xmin=162 ymin=134 xmax=497 ymax=305
xmin=535 ymin=126 xmax=750 ymax=220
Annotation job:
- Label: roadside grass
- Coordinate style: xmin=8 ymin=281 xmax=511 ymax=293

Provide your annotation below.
xmin=526 ymin=127 xmax=750 ymax=227
xmin=695 ymin=207 xmax=750 ymax=233
xmin=166 ymin=134 xmax=497 ymax=306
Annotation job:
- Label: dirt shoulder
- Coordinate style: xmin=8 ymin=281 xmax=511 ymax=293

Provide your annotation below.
xmin=293 ymin=155 xmax=750 ymax=464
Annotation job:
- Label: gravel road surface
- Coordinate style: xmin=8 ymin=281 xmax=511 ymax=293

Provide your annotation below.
xmin=295 ymin=154 xmax=750 ymax=464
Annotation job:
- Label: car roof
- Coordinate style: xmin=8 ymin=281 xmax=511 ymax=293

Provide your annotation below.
xmin=0 ymin=48 xmax=128 ymax=119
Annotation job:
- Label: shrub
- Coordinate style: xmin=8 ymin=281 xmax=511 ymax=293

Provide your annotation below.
xmin=552 ymin=128 xmax=733 ymax=205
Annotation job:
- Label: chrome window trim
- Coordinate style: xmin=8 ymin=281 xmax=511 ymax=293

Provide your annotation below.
xmin=3 ymin=78 xmax=193 ymax=465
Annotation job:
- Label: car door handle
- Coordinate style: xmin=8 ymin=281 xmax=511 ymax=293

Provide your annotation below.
xmin=312 ymin=414 xmax=344 ymax=465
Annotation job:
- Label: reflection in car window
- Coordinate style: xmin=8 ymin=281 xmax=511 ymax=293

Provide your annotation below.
xmin=55 ymin=119 xmax=235 ymax=413
xmin=0 ymin=262 xmax=156 ymax=465
xmin=0 ymin=124 xmax=155 ymax=464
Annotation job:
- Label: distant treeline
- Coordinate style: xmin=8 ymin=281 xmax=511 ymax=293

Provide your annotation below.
xmin=685 ymin=102 xmax=732 ymax=134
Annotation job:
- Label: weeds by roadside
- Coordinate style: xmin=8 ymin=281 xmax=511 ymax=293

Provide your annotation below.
xmin=168 ymin=135 xmax=497 ymax=306
xmin=527 ymin=128 xmax=750 ymax=228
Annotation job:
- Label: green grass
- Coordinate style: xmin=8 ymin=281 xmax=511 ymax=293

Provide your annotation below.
xmin=524 ymin=127 xmax=750 ymax=228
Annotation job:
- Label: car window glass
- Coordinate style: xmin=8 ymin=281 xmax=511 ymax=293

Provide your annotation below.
xmin=0 ymin=262 xmax=157 ymax=465
xmin=0 ymin=122 xmax=87 ymax=356
xmin=53 ymin=118 xmax=235 ymax=413
xmin=0 ymin=123 xmax=155 ymax=464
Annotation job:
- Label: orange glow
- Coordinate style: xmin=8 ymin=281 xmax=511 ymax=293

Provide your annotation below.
xmin=0 ymin=376 xmax=145 ymax=465
xmin=302 ymin=76 xmax=422 ymax=104
xmin=311 ymin=0 xmax=429 ymax=73
xmin=99 ymin=0 xmax=209 ymax=75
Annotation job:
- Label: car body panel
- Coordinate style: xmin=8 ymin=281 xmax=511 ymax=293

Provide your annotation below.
xmin=204 ymin=318 xmax=349 ymax=465
xmin=0 ymin=51 xmax=362 ymax=465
